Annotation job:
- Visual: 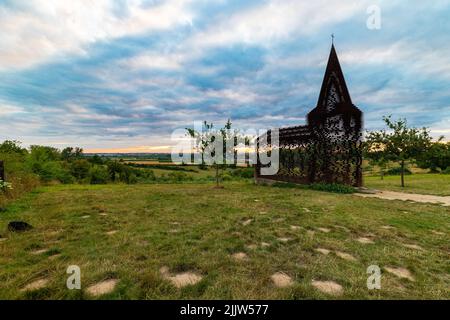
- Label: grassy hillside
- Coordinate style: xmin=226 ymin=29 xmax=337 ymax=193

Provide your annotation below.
xmin=0 ymin=182 xmax=448 ymax=299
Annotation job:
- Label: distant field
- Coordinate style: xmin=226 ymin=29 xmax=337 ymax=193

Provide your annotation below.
xmin=365 ymin=174 xmax=450 ymax=196
xmin=0 ymin=182 xmax=448 ymax=299
xmin=125 ymin=160 xmax=176 ymax=165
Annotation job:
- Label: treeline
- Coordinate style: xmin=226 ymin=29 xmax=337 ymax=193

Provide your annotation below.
xmin=0 ymin=140 xmax=157 ymax=186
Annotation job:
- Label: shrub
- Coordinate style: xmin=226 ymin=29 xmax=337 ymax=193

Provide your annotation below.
xmin=230 ymin=167 xmax=254 ymax=179
xmin=88 ymin=155 xmax=105 ymax=165
xmin=272 ymin=182 xmax=355 ymax=194
xmin=70 ymin=159 xmax=91 ymax=181
xmin=221 ymin=172 xmax=233 ymax=181
xmin=136 ymin=169 xmax=156 ymax=182
xmin=442 ymin=167 xmax=450 ymax=174
xmin=89 ymin=165 xmax=109 ymax=184
xmin=272 ymin=182 xmax=300 ymax=189
xmin=385 ymin=167 xmax=412 ymax=176
xmin=167 ymin=171 xmax=193 ymax=182
xmin=0 ymin=140 xmax=27 ymax=154
xmin=29 ymin=161 xmax=73 ymax=183
xmin=309 ymin=183 xmax=355 ymax=194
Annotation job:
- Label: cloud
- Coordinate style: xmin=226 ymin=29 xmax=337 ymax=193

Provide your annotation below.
xmin=0 ymin=0 xmax=193 ymax=70
xmin=121 ymin=53 xmax=185 ymax=70
xmin=341 ymin=41 xmax=450 ymax=80
xmin=187 ymin=0 xmax=365 ymax=48
xmin=0 ymin=101 xmax=24 ymax=115
xmin=0 ymin=1 xmax=450 ymax=150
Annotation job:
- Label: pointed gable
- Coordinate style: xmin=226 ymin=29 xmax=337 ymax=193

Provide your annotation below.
xmin=316 ymin=44 xmax=352 ymax=111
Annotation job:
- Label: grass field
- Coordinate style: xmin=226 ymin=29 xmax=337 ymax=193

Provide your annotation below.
xmin=0 ymin=182 xmax=448 ymax=299
xmin=365 ymin=174 xmax=450 ymax=196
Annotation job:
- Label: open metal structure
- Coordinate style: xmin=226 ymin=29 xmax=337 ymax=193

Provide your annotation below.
xmin=256 ymin=44 xmax=363 ymax=187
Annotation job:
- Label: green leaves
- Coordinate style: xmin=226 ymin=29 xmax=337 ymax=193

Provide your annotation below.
xmin=365 ymin=116 xmax=435 ymax=187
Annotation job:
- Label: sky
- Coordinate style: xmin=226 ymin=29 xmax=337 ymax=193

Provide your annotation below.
xmin=0 ymin=0 xmax=449 ymax=153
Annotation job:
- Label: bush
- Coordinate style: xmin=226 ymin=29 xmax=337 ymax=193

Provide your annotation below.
xmin=272 ymin=182 xmax=355 ymax=194
xmin=88 ymin=155 xmax=105 ymax=165
xmin=29 ymin=161 xmax=73 ymax=183
xmin=70 ymin=159 xmax=91 ymax=181
xmin=230 ymin=167 xmax=254 ymax=179
xmin=385 ymin=167 xmax=412 ymax=176
xmin=135 ymin=169 xmax=156 ymax=182
xmin=221 ymin=172 xmax=233 ymax=181
xmin=167 ymin=171 xmax=193 ymax=182
xmin=272 ymin=182 xmax=300 ymax=189
xmin=89 ymin=165 xmax=109 ymax=184
xmin=309 ymin=183 xmax=355 ymax=194
xmin=442 ymin=167 xmax=450 ymax=174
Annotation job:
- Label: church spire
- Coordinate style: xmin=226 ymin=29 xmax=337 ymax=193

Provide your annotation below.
xmin=316 ymin=41 xmax=352 ymax=109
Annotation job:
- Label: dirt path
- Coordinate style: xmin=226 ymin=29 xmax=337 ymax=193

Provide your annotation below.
xmin=355 ymin=190 xmax=450 ymax=206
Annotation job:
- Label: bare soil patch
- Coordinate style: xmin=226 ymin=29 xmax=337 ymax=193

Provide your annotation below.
xmin=311 ymin=280 xmax=343 ymax=295
xmin=402 ymin=244 xmax=424 ymax=251
xmin=384 ymin=267 xmax=415 ymax=281
xmin=315 ymin=248 xmax=331 ymax=255
xmin=357 ymin=237 xmax=375 ymax=244
xmin=271 ymin=272 xmax=293 ymax=288
xmin=30 ymin=249 xmax=48 ymax=255
xmin=20 ymin=278 xmax=49 ymax=292
xmin=160 ymin=266 xmax=203 ymax=288
xmin=232 ymin=252 xmax=248 ymax=261
xmin=335 ymin=251 xmax=357 ymax=261
xmin=86 ymin=279 xmax=118 ymax=296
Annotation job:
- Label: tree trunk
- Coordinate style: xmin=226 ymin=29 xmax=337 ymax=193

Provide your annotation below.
xmin=400 ymin=160 xmax=405 ymax=188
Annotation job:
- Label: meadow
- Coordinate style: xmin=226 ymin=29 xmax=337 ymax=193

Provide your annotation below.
xmin=365 ymin=174 xmax=450 ymax=196
xmin=0 ymin=179 xmax=448 ymax=299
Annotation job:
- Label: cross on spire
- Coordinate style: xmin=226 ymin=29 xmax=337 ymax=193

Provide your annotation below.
xmin=331 ymin=33 xmax=335 ymax=45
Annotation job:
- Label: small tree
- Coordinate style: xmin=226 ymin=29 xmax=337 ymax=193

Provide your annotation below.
xmin=61 ymin=147 xmax=83 ymax=161
xmin=416 ymin=142 xmax=450 ymax=172
xmin=186 ymin=119 xmax=246 ymax=188
xmin=365 ymin=116 xmax=433 ymax=187
xmin=186 ymin=121 xmax=213 ymax=169
xmin=0 ymin=140 xmax=27 ymax=154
